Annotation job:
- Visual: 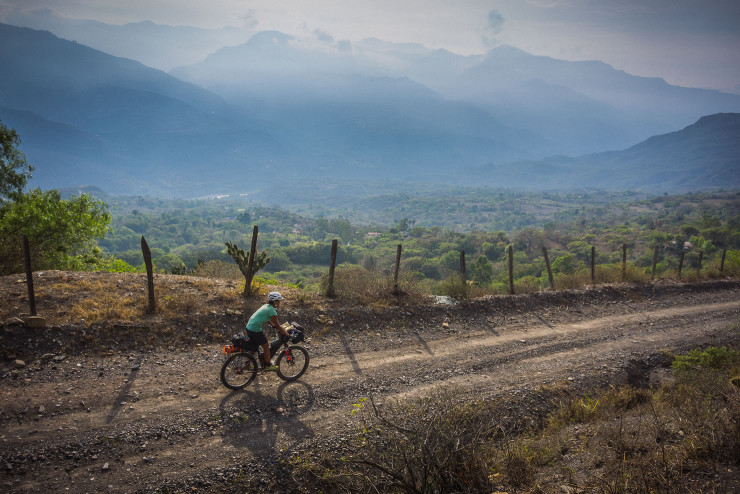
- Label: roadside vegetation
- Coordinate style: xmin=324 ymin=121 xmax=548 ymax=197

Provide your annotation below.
xmin=91 ymin=189 xmax=740 ymax=298
xmin=2 ymin=123 xmax=739 ymax=299
xmin=292 ymin=345 xmax=740 ymax=493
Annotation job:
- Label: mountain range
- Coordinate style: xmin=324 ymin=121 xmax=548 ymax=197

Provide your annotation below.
xmin=0 ymin=22 xmax=739 ymax=197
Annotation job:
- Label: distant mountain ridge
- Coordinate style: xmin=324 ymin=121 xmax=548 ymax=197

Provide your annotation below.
xmin=476 ymin=113 xmax=740 ymax=191
xmin=3 ymin=8 xmax=254 ymax=70
xmin=0 ymin=23 xmax=290 ymax=195
xmin=1 ymin=23 xmax=739 ymax=196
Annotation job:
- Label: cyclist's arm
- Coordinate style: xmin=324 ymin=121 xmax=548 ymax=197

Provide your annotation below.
xmin=270 ymin=315 xmax=290 ymax=337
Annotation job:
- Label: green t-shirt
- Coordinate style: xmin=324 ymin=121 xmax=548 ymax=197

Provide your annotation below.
xmin=246 ymin=303 xmax=277 ymax=332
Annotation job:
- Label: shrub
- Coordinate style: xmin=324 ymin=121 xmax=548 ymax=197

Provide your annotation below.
xmin=319 ymin=265 xmax=424 ymax=303
xmin=331 ymin=388 xmax=498 ymax=493
xmin=671 ymin=346 xmax=739 ymax=372
xmin=190 ymin=259 xmax=242 ymax=279
xmin=434 ymin=273 xmax=468 ymax=298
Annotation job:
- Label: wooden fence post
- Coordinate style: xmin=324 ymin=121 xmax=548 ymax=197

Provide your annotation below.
xmin=244 ymin=225 xmax=258 ymax=295
xmin=677 ymin=250 xmax=685 ymax=279
xmin=720 ymin=248 xmax=727 ymax=272
xmin=141 ymin=236 xmax=155 ymax=313
xmin=459 ymin=250 xmax=467 ymax=297
xmin=696 ymin=250 xmax=703 ymax=279
xmin=542 ymin=246 xmax=555 ymax=290
xmin=393 ymin=244 xmax=402 ymax=295
xmin=591 ymin=246 xmax=596 ymax=282
xmin=326 ymin=239 xmax=338 ymax=298
xmin=508 ymin=245 xmax=515 ymax=295
xmin=651 ymin=246 xmax=659 ymax=280
xmin=622 ymin=243 xmax=627 ymax=280
xmin=23 ymin=235 xmax=36 ymax=316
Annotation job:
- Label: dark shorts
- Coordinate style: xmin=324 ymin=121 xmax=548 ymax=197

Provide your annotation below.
xmin=246 ymin=329 xmax=267 ymax=346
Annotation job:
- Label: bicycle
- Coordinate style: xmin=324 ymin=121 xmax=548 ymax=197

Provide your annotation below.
xmin=220 ymin=322 xmax=309 ymax=390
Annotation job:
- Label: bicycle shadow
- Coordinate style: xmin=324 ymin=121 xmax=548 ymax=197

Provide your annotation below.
xmin=218 ymin=379 xmax=315 ymax=455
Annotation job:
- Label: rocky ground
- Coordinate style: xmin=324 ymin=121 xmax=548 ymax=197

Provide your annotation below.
xmin=1 ymin=272 xmax=739 ymax=493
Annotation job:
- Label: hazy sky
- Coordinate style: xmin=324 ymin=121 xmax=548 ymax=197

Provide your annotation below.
xmin=2 ymin=0 xmax=739 ymax=91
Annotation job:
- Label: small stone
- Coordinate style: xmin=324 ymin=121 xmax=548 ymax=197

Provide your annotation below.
xmin=442 ymin=322 xmax=449 ymax=328
xmin=15 ymin=360 xmax=25 ymax=368
xmin=102 ymin=463 xmax=110 ymax=471
xmin=276 ymin=407 xmax=285 ymax=415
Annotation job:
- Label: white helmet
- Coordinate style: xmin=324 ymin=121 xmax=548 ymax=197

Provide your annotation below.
xmin=268 ymin=291 xmax=284 ymax=302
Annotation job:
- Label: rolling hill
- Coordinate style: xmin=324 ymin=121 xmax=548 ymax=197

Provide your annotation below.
xmin=475 ymin=112 xmax=740 ymax=191
xmin=1 ymin=23 xmax=739 ymax=196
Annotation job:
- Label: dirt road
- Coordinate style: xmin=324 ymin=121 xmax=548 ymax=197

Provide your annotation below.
xmin=1 ymin=280 xmax=739 ymax=493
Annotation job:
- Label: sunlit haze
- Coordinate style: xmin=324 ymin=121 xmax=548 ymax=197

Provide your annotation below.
xmin=1 ymin=0 xmax=739 ymax=91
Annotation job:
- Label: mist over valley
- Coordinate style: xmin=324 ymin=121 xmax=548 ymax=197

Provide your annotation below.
xmin=1 ymin=21 xmax=739 ymax=199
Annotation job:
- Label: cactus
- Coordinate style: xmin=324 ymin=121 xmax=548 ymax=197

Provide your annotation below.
xmin=225 ymin=241 xmax=270 ymax=294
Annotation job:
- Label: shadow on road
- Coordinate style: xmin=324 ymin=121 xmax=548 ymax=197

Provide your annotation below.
xmin=340 ymin=332 xmax=363 ymax=375
xmin=414 ymin=332 xmax=434 ymax=355
xmin=218 ymin=379 xmax=315 ymax=455
xmin=106 ymin=355 xmax=143 ymax=424
xmin=534 ymin=313 xmax=555 ymax=329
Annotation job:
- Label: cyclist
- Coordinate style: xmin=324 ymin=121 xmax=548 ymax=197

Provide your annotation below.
xmin=246 ymin=291 xmax=291 ymax=371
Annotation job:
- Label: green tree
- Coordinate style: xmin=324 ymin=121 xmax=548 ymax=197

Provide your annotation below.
xmin=237 ymin=211 xmax=251 ymax=224
xmin=470 ymin=255 xmax=493 ymax=284
xmin=551 ymin=254 xmax=576 ymax=275
xmin=0 ymin=189 xmax=111 ymax=274
xmin=1 ymin=121 xmax=34 ymax=201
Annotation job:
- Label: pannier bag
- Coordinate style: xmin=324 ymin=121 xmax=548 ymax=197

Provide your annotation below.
xmin=288 ymin=322 xmax=305 ymax=343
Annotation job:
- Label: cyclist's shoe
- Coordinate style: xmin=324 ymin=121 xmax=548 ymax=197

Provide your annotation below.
xmin=263 ymin=365 xmax=278 ymax=372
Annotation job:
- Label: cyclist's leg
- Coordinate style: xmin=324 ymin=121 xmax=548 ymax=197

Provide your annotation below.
xmin=246 ymin=329 xmax=269 ymax=365
xmin=261 ymin=343 xmax=271 ymax=365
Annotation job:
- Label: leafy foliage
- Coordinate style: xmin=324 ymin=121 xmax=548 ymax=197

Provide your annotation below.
xmin=0 ymin=188 xmax=111 ymax=274
xmin=92 ymin=189 xmax=739 ymax=294
xmin=671 ymin=346 xmax=739 ymax=372
xmin=0 ymin=120 xmax=33 ymax=202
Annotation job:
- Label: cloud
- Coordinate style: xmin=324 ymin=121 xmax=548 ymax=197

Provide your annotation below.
xmin=314 ymin=28 xmax=334 ymax=43
xmin=336 ymin=39 xmax=352 ymax=52
xmin=240 ymin=9 xmax=259 ymax=30
xmin=487 ymin=9 xmax=505 ymax=34
xmin=483 ymin=8 xmax=505 ymax=47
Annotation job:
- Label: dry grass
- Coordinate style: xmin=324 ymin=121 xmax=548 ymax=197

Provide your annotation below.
xmin=294 ymin=346 xmax=740 ymax=493
xmin=189 ymin=259 xmax=242 ymax=280
xmin=501 ymin=347 xmax=740 ymax=493
xmin=20 ymin=271 xmax=245 ymax=325
xmin=65 ymin=284 xmax=147 ymax=324
xmin=320 ymin=265 xmax=426 ymax=304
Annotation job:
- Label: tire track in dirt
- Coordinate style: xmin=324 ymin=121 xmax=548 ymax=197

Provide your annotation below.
xmin=2 ymin=296 xmax=738 ymax=493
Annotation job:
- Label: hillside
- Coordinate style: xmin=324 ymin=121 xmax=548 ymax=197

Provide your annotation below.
xmin=0 ymin=24 xmax=287 ymax=196
xmin=2 ymin=23 xmax=740 ymax=196
xmin=476 ymin=113 xmax=740 ymax=191
xmin=1 ymin=271 xmax=738 ymax=492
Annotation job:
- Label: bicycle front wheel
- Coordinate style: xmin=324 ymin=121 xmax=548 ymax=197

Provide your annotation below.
xmin=276 ymin=345 xmax=309 ymax=381
xmin=220 ymin=352 xmax=258 ymax=390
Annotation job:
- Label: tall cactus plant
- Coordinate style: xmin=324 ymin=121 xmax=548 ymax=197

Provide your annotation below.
xmin=226 ymin=235 xmax=270 ymax=295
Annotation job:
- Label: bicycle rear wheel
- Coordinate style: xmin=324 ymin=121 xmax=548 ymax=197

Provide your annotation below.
xmin=220 ymin=352 xmax=258 ymax=390
xmin=276 ymin=345 xmax=309 ymax=381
